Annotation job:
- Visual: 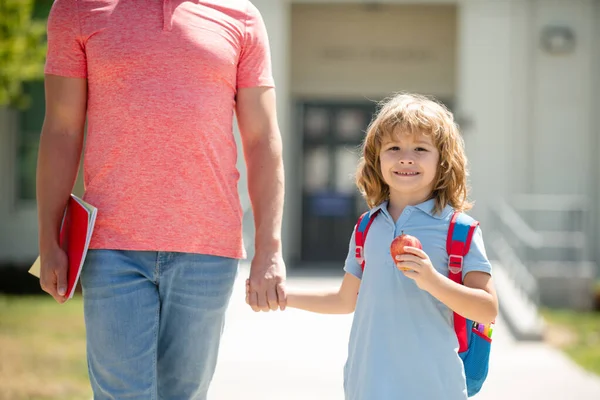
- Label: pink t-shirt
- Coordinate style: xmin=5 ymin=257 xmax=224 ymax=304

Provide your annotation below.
xmin=45 ymin=0 xmax=274 ymax=258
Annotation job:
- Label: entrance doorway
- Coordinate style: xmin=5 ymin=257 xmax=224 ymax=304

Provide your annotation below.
xmin=299 ymin=101 xmax=376 ymax=262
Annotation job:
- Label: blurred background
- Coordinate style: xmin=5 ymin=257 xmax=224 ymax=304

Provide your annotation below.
xmin=1 ymin=0 xmax=599 ymax=399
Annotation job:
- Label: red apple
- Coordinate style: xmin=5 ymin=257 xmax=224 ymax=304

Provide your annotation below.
xmin=390 ymin=232 xmax=422 ymax=271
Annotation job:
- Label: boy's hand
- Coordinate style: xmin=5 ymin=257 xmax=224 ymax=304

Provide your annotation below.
xmin=395 ymin=246 xmax=443 ymax=292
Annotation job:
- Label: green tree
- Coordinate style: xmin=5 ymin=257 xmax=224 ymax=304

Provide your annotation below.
xmin=0 ymin=0 xmax=47 ymax=108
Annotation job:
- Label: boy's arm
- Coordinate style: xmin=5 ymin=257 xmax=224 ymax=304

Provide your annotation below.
xmin=399 ymin=247 xmax=499 ymax=324
xmin=287 ymin=273 xmax=361 ymax=314
xmin=425 ymin=271 xmax=498 ymax=324
xmin=246 ymin=273 xmax=361 ymax=315
xmin=398 ymin=225 xmax=498 ymax=324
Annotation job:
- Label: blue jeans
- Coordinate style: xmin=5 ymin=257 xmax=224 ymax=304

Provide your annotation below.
xmin=80 ymin=250 xmax=238 ymax=400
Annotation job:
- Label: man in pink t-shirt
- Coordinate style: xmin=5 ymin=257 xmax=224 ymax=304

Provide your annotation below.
xmin=37 ymin=1 xmax=286 ymax=398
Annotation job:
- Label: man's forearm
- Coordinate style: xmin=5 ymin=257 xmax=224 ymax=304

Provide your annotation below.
xmin=245 ymin=134 xmax=285 ymax=255
xmin=427 ymin=276 xmax=497 ymax=324
xmin=36 ymin=128 xmax=83 ymax=252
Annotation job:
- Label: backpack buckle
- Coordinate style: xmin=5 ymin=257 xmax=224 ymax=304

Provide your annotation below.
xmin=355 ymin=245 xmax=364 ymax=265
xmin=448 ymin=254 xmax=463 ymax=274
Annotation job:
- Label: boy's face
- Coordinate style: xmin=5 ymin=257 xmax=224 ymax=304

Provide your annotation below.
xmin=379 ymin=130 xmax=440 ymax=204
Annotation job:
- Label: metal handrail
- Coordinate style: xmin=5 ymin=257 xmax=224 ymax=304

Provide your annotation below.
xmin=489 ymin=233 xmax=540 ymax=304
xmin=510 ymin=193 xmax=591 ymax=263
xmin=489 ymin=199 xmax=542 ymax=305
xmin=494 ymin=198 xmax=543 ymax=249
xmin=489 ymin=193 xmax=595 ymax=307
xmin=511 ymin=194 xmax=589 ymax=212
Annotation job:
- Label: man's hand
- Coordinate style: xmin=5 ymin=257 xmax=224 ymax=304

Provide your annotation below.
xmin=247 ymin=252 xmax=286 ymax=312
xmin=39 ymin=244 xmax=69 ymax=304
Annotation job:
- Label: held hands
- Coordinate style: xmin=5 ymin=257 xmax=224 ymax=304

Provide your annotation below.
xmin=395 ymin=246 xmax=442 ymax=292
xmin=246 ymin=251 xmax=287 ymax=312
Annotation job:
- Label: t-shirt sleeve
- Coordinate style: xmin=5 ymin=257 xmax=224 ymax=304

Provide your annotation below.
xmin=462 ymin=226 xmax=493 ymax=279
xmin=343 ymin=228 xmax=363 ymax=280
xmin=236 ymin=3 xmax=275 ymax=89
xmin=44 ymin=0 xmax=87 ymax=78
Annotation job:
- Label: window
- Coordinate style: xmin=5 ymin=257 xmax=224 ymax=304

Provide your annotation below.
xmin=16 ymin=80 xmax=45 ymax=201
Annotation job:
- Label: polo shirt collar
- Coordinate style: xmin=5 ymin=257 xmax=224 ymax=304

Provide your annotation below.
xmin=369 ymin=201 xmax=388 ymax=217
xmin=413 ymin=198 xmax=454 ymax=219
xmin=370 ymin=198 xmax=454 ymax=220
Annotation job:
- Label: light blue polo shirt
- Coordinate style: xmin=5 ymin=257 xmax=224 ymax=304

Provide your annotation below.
xmin=343 ymin=198 xmax=492 ymax=400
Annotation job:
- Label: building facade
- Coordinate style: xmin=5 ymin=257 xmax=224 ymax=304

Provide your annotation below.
xmin=1 ymin=0 xmax=598 ymax=276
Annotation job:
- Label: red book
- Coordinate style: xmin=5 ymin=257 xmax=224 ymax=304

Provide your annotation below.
xmin=29 ymin=194 xmax=97 ymax=300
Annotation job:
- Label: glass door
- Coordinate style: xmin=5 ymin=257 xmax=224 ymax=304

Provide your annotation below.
xmin=299 ymin=101 xmax=376 ymax=262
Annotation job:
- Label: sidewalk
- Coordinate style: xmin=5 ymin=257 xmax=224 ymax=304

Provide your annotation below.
xmin=209 ymin=265 xmax=600 ymax=399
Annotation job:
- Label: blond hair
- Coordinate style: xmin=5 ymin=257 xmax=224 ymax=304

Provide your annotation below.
xmin=356 ymin=93 xmax=472 ymax=214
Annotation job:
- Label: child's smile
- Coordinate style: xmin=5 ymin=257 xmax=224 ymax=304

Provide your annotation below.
xmin=393 ymin=169 xmax=420 ymax=177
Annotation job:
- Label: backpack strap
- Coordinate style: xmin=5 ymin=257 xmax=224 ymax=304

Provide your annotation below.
xmin=354 ymin=209 xmax=381 ymax=271
xmin=446 ymin=211 xmax=479 ymax=353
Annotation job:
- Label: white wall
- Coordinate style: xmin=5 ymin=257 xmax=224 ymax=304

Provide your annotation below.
xmin=529 ymin=0 xmax=595 ymax=197
xmin=506 ymin=0 xmax=536 ymax=195
xmin=456 ymin=0 xmax=513 ymax=226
